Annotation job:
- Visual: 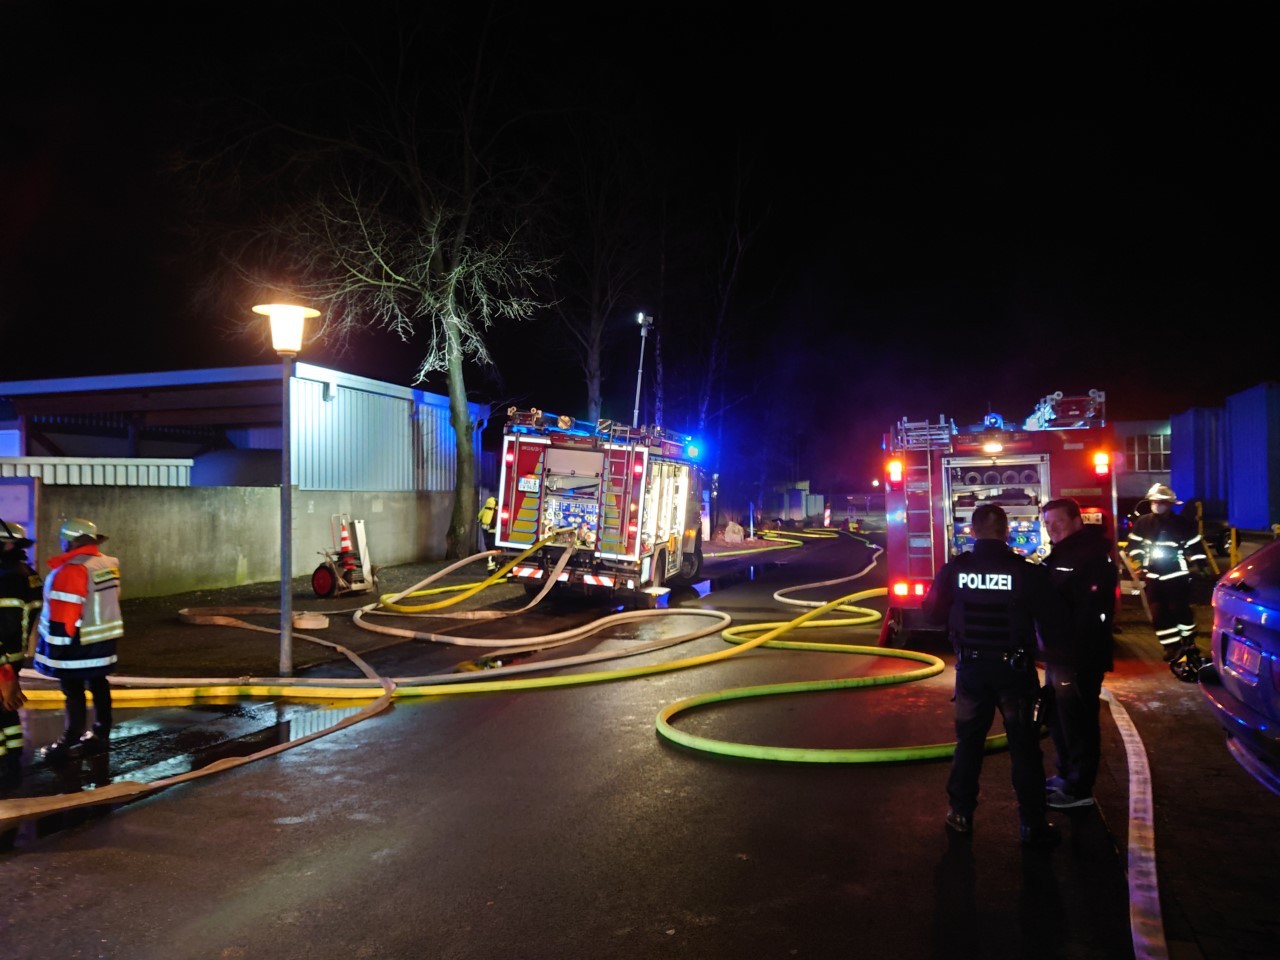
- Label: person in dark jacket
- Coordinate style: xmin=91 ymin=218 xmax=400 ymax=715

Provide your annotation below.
xmin=1039 ymin=498 xmax=1117 ymax=810
xmin=922 ymin=503 xmax=1061 ymax=846
xmin=1125 ymin=484 xmax=1208 ymax=661
xmin=1 ymin=519 xmax=40 ymax=850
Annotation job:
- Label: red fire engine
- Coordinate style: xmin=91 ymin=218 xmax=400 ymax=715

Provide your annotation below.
xmin=878 ymin=390 xmax=1117 ymax=646
xmin=494 ymin=407 xmax=705 ymax=603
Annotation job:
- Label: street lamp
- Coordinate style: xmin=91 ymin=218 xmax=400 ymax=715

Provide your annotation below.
xmin=253 ymin=301 xmax=319 ymax=676
xmin=632 ymin=312 xmax=653 ymax=428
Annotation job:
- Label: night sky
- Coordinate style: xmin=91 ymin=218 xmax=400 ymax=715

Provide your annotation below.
xmin=2 ymin=4 xmax=1275 ymax=488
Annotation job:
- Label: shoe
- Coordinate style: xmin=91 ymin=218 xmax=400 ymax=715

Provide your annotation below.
xmin=77 ymin=732 xmax=110 ymax=756
xmin=1161 ymin=644 xmax=1182 ymax=662
xmin=1019 ymin=821 xmax=1061 ymax=846
xmin=39 ymin=737 xmax=79 ymax=765
xmin=945 ymin=810 xmax=972 ymax=835
xmin=1046 ymin=788 xmax=1095 ymax=809
xmin=1045 ymin=775 xmax=1068 ymax=793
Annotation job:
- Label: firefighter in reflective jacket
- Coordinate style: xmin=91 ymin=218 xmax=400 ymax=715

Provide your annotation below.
xmin=34 ymin=518 xmax=122 ymax=763
xmin=1124 ymin=484 xmax=1208 ymax=662
xmin=1 ymin=520 xmax=41 ymax=827
xmin=477 ymin=496 xmax=499 ymax=572
xmin=922 ymin=502 xmax=1062 ymax=845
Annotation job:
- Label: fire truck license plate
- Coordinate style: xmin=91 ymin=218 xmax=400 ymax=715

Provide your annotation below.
xmin=518 ymin=477 xmax=540 ymax=493
xmin=1225 ymin=637 xmax=1260 ymax=679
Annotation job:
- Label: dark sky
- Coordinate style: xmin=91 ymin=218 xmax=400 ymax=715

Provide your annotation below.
xmin=2 ymin=4 xmax=1276 ymax=486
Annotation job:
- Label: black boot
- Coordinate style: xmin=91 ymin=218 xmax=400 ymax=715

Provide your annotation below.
xmin=40 ymin=736 xmax=80 ymax=765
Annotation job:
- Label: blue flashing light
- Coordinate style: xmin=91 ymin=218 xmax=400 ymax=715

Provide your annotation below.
xmin=686 ymin=442 xmax=701 ymax=460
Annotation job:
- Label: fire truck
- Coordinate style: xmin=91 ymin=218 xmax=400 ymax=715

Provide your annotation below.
xmin=878 ymin=389 xmax=1117 ymax=646
xmin=493 ymin=407 xmax=705 ymax=604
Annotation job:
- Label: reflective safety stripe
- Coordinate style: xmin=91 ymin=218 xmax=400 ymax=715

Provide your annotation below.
xmin=0 ymin=598 xmax=23 ymax=609
xmin=80 ymin=621 xmax=124 ymax=643
xmin=48 ymin=589 xmax=86 ymax=604
xmin=581 ymin=574 xmax=615 ymax=587
xmin=34 ymin=652 xmax=117 ymax=670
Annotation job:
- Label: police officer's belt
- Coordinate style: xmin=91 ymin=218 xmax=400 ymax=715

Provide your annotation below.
xmin=958 ymin=647 xmax=1028 ymax=664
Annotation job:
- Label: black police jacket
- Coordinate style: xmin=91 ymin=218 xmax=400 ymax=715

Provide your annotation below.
xmin=1043 ymin=524 xmax=1117 ymax=672
xmin=921 ymin=539 xmax=1059 ymax=655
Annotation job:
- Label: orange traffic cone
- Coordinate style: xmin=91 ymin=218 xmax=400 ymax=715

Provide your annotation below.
xmin=339 ymin=521 xmax=356 ymax=572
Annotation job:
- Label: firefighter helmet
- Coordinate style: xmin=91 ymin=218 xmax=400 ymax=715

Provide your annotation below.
xmin=59 ymin=517 xmax=107 ymax=545
xmin=0 ymin=519 xmax=33 ymax=547
xmin=1146 ymin=483 xmax=1182 ymax=504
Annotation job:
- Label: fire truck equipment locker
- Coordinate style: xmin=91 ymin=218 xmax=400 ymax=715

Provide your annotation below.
xmin=879 ymin=390 xmax=1118 ymax=647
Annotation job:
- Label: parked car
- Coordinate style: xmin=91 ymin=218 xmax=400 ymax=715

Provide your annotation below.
xmin=1200 ymin=537 xmax=1280 ymax=796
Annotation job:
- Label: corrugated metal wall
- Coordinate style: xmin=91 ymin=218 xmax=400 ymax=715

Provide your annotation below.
xmin=1170 ymin=407 xmax=1227 ymax=518
xmin=1226 ymin=382 xmax=1280 ymax=530
xmin=289 ymin=365 xmax=483 ymax=493
xmin=293 ymin=377 xmax=414 ymax=491
xmin=0 ymin=457 xmax=191 ymax=486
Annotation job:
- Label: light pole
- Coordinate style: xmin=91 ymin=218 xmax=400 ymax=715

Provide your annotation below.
xmin=253 ymin=301 xmax=318 ymax=677
xmin=632 ymin=312 xmax=653 ymax=428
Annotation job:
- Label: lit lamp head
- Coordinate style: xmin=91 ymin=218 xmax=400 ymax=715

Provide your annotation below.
xmin=253 ymin=302 xmax=320 ymax=356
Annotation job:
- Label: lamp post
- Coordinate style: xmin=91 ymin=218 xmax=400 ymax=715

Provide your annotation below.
xmin=632 ymin=312 xmax=653 ymax=428
xmin=253 ymin=301 xmax=319 ymax=677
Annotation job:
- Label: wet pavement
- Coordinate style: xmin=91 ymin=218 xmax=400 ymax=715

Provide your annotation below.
xmin=1 ymin=532 xmax=1276 ymax=959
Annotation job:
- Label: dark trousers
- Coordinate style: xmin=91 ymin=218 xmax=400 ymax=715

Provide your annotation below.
xmin=1147 ymin=577 xmax=1196 ymax=647
xmin=59 ymin=675 xmax=112 ymax=740
xmin=948 ymin=658 xmax=1046 ymax=825
xmin=1 ymin=706 xmax=21 ymax=790
xmin=1044 ymin=663 xmax=1103 ymax=796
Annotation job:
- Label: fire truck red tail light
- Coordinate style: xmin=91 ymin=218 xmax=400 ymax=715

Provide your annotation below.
xmin=500 ymin=508 xmax=509 ymax=520
xmin=633 ymin=462 xmax=644 ymax=475
xmin=1093 ymin=451 xmax=1110 ymax=477
xmin=892 ymin=581 xmax=910 ymax=597
xmin=504 ymin=452 xmax=514 ymax=463
xmin=887 ymin=459 xmax=903 ymax=489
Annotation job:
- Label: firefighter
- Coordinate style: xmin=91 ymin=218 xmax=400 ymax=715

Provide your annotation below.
xmin=922 ymin=503 xmax=1061 ymax=846
xmin=477 ymin=496 xmax=499 ymax=572
xmin=34 ymin=518 xmax=122 ymax=763
xmin=1125 ymin=484 xmax=1208 ymax=664
xmin=1 ymin=519 xmax=41 ymax=847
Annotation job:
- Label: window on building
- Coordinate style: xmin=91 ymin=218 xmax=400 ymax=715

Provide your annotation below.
xmin=1125 ymin=433 xmax=1169 ymax=472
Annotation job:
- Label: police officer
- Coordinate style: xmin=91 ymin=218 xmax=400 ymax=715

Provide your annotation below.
xmin=34 ymin=518 xmax=123 ymax=763
xmin=1125 ymin=484 xmax=1208 ymax=663
xmin=1 ymin=519 xmax=41 ymax=847
xmin=477 ymin=496 xmax=499 ymax=572
xmin=922 ymin=502 xmax=1060 ymax=845
xmin=1040 ymin=497 xmax=1117 ymax=810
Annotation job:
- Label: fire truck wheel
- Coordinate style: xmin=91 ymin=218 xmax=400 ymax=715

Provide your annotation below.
xmin=677 ymin=544 xmax=703 ymax=582
xmin=311 ymin=562 xmax=340 ymax=599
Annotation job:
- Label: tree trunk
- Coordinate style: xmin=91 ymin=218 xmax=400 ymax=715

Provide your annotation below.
xmin=444 ymin=323 xmax=476 ymax=560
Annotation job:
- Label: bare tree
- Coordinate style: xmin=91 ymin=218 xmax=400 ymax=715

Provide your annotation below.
xmin=543 ymin=120 xmax=651 ymax=423
xmin=173 ymin=7 xmax=554 ymax=558
xmin=695 ymin=157 xmax=766 ymax=435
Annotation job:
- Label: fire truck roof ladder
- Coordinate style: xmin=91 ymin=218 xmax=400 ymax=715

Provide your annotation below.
xmin=894 ymin=416 xmax=956 ymax=451
xmin=507 ymin=407 xmax=692 ymax=450
xmin=1023 ymin=389 xmax=1106 ymax=431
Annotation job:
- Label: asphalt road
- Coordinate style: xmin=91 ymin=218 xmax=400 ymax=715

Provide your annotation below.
xmin=1 ymin=531 xmax=1276 ymax=959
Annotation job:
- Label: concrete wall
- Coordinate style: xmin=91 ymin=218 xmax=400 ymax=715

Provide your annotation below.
xmin=30 ymin=485 xmax=455 ymax=599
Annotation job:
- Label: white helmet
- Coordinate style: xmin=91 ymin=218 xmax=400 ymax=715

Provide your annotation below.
xmin=1146 ymin=484 xmax=1182 ymax=504
xmin=0 ymin=519 xmax=33 ymax=547
xmin=59 ymin=517 xmax=106 ymax=545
